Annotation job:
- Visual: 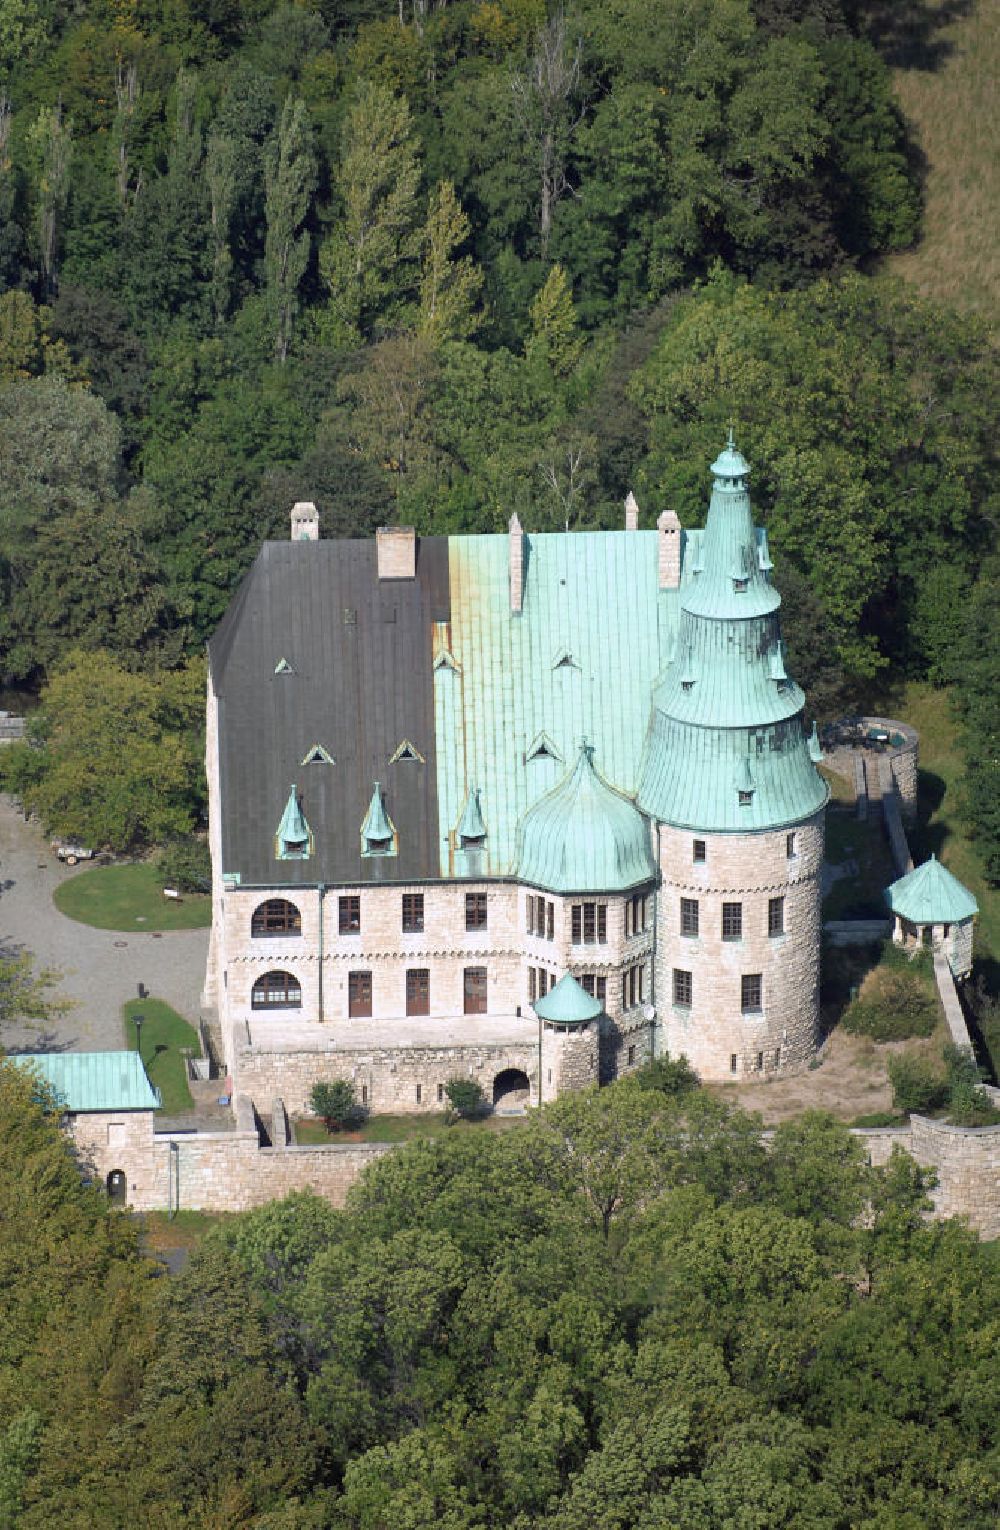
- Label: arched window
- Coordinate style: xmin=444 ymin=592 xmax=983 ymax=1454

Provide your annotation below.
xmin=251 ymin=971 xmax=302 ymax=1009
xmin=251 ymin=899 xmax=302 ymax=938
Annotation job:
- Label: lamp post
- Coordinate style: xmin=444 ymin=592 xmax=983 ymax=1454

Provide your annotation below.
xmin=133 ymin=1012 xmax=144 ymax=1058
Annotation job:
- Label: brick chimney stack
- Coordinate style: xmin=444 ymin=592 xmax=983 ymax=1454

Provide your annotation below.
xmin=509 ymin=513 xmax=524 ymax=613
xmin=657 ymin=509 xmax=682 ymax=589
xmin=290 ymin=501 xmax=319 ymax=541
xmin=376 ymin=526 xmax=416 ymax=579
xmin=624 ymin=490 xmax=639 ymax=531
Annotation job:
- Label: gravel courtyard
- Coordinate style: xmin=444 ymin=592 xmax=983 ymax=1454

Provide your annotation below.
xmin=0 ymin=795 xmax=209 ymax=1054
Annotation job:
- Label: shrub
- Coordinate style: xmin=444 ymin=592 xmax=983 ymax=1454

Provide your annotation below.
xmin=851 ymin=1110 xmax=906 ymax=1128
xmin=943 ymin=1046 xmax=1000 ymax=1127
xmin=842 ymin=966 xmax=938 ymax=1042
xmin=634 ymin=1053 xmax=700 ymax=1096
xmin=444 ymin=1077 xmax=487 ymax=1121
xmin=309 ymin=1080 xmax=360 ymax=1132
xmin=888 ymin=1055 xmax=948 ymax=1115
xmin=158 ymin=838 xmax=211 ymax=893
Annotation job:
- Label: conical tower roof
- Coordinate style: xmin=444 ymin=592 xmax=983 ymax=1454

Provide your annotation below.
xmin=637 ymin=439 xmax=828 ymax=832
xmin=515 ymin=743 xmax=655 ymax=894
xmin=533 ymin=972 xmax=603 ymax=1025
xmin=887 ymin=855 xmax=978 ymax=924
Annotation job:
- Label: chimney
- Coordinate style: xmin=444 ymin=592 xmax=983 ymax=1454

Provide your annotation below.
xmin=376 ymin=526 xmax=416 ymax=580
xmin=624 ymin=490 xmax=639 ymax=531
xmin=657 ymin=509 xmax=681 ymax=589
xmin=509 ymin=513 xmax=524 ymax=614
xmin=290 ymin=501 xmax=319 ymax=541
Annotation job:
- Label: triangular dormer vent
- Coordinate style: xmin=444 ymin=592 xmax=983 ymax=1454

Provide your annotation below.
xmin=274 ymin=657 xmax=294 ymax=675
xmin=390 ymin=739 xmax=425 ymax=764
xmin=302 ymin=744 xmax=335 ymax=766
xmin=526 ymin=732 xmax=562 ymax=764
xmin=552 ymin=648 xmax=578 ymax=671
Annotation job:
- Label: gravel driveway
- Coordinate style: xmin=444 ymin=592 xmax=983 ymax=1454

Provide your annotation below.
xmin=0 ymin=795 xmax=209 ymax=1054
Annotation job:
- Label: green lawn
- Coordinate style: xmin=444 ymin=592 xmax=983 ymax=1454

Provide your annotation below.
xmin=124 ymin=998 xmax=201 ymax=1114
xmin=54 ymin=862 xmax=212 ymax=931
xmin=294 ymin=1112 xmax=526 ymax=1145
xmin=822 ymin=807 xmax=897 ymax=922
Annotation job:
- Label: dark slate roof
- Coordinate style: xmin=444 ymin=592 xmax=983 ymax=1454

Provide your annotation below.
xmin=210 ymin=537 xmax=449 ymax=886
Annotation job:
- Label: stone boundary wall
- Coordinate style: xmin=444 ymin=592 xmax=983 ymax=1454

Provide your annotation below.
xmin=845 ymin=1122 xmax=1000 ymax=1239
xmin=880 ymin=772 xmax=914 ymax=878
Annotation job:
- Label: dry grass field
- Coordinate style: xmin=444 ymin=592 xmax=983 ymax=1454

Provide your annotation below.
xmin=887 ymin=0 xmax=999 ymax=318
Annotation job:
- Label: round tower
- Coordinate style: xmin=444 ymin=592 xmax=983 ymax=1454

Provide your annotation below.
xmin=637 ymin=438 xmax=828 ymax=1080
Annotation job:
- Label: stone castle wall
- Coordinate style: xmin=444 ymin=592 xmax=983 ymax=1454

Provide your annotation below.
xmin=655 ymin=813 xmax=825 ymax=1080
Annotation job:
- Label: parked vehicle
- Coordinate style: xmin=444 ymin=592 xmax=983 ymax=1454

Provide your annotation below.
xmin=51 ymin=841 xmax=95 ymax=866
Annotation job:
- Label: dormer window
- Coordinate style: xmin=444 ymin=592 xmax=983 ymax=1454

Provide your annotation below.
xmin=526 ymin=732 xmax=561 ymax=763
xmin=732 ymin=578 xmax=748 ymax=594
xmin=738 ymin=790 xmax=754 ymax=807
xmin=274 ymin=784 xmax=313 ymax=860
xmin=681 ymin=680 xmax=695 ymax=693
xmin=361 ymin=782 xmax=397 ymax=858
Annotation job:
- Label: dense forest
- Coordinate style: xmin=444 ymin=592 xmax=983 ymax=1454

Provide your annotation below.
xmin=0 ymin=0 xmax=996 ymax=873
xmin=2 ymin=1059 xmax=998 ymax=1528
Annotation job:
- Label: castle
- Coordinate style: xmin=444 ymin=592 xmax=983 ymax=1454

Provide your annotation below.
xmin=202 ymin=439 xmax=829 ymax=1114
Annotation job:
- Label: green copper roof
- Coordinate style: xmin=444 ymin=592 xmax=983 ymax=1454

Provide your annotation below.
xmin=438 ymin=530 xmax=680 ymax=876
xmin=515 ymin=743 xmax=656 ymax=894
xmin=533 ymin=972 xmax=603 ymax=1025
xmin=637 ymin=439 xmax=828 ymax=833
xmin=361 ymin=781 xmax=395 ymax=853
xmin=457 ymin=786 xmax=487 ymax=841
xmin=888 ymin=856 xmax=978 ymax=924
xmin=12 ymin=1051 xmax=160 ymax=1111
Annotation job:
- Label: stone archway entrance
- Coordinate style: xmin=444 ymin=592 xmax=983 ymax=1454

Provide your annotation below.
xmin=493 ymin=1068 xmax=530 ymax=1112
xmin=106 ymin=1169 xmax=127 ymax=1204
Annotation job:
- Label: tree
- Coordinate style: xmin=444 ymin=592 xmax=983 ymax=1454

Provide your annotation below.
xmin=418 ymin=180 xmax=482 ymax=344
xmin=27 ymin=102 xmax=73 ymax=295
xmin=443 ymin=1076 xmax=486 ymax=1120
xmin=310 ymin=1078 xmax=360 ymax=1131
xmin=320 ymin=82 xmax=421 ymax=341
xmin=264 ymin=96 xmax=316 ymax=364
xmin=511 ymin=14 xmax=586 ymax=257
xmin=1 ymin=649 xmax=206 ymax=851
xmin=0 ymin=950 xmax=66 ymax=1042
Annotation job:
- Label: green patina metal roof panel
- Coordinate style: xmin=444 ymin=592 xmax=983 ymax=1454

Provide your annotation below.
xmin=439 ymin=530 xmax=680 ymax=876
xmin=457 ymin=786 xmax=487 ymax=840
xmin=533 ymin=972 xmax=603 ymax=1024
xmin=13 ymin=1051 xmax=160 ymax=1111
xmin=361 ymin=781 xmax=394 ymax=844
xmin=887 ymin=856 xmax=979 ymax=924
xmin=516 ymin=743 xmax=657 ymax=894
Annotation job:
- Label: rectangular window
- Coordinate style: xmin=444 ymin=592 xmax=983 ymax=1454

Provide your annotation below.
xmin=756 ymin=1051 xmax=764 ymax=1071
xmin=546 ymin=900 xmax=554 ymax=941
xmin=680 ymin=897 xmax=699 ymax=937
xmin=437 ymin=1083 xmax=444 ymax=1103
xmin=402 ymin=893 xmax=424 ymax=933
xmin=630 ymin=965 xmax=638 ymax=1007
xmin=339 ymin=895 xmax=360 ymax=934
xmin=786 ymin=832 xmax=797 ymax=859
xmin=464 ymin=966 xmax=487 ymax=1015
xmin=628 ymin=1044 xmax=636 ymax=1067
xmin=741 ymin=973 xmax=763 ymax=1013
xmin=361 ymin=1084 xmax=368 ymax=1104
xmin=626 ymin=893 xmax=649 ymax=937
xmin=466 ymin=892 xmax=487 ymax=931
xmin=526 ymin=895 xmax=536 ymax=935
xmin=580 ymin=974 xmax=607 ymax=1004
xmin=571 ymin=902 xmax=607 ymax=944
xmin=768 ymin=896 xmax=785 ymax=937
xmin=348 ymin=970 xmax=372 ymax=1018
xmin=538 ymin=968 xmax=549 ymax=998
xmin=528 ymin=966 xmax=537 ymax=1003
xmin=730 ymin=1054 xmax=738 ymax=1074
xmin=774 ymin=1046 xmax=781 ymax=1069
xmin=416 ymin=1084 xmax=422 ymax=1104
xmin=673 ymin=968 xmax=692 ymax=1006
xmin=406 ymin=968 xmax=430 ymax=1015
xmin=693 ymin=839 xmax=706 ymax=863
xmin=722 ymin=902 xmax=743 ymax=940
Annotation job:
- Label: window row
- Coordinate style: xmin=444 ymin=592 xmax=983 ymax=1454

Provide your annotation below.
xmin=672 ymin=969 xmax=763 ymax=1012
xmin=528 ymin=966 xmax=559 ymax=1002
xmin=679 ymin=896 xmax=784 ymax=940
xmin=248 ymin=895 xmax=489 ymax=940
xmin=625 ymin=893 xmax=650 ymax=938
xmin=691 ymin=833 xmax=797 ymax=863
xmin=621 ymin=962 xmax=646 ymax=1011
xmin=526 ymin=894 xmax=555 ymax=941
xmin=730 ymin=1048 xmax=781 ymax=1074
xmin=249 ymin=967 xmax=488 ymax=1016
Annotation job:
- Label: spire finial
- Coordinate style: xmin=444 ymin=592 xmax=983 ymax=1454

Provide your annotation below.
xmin=727 ymin=424 xmax=735 ymax=451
